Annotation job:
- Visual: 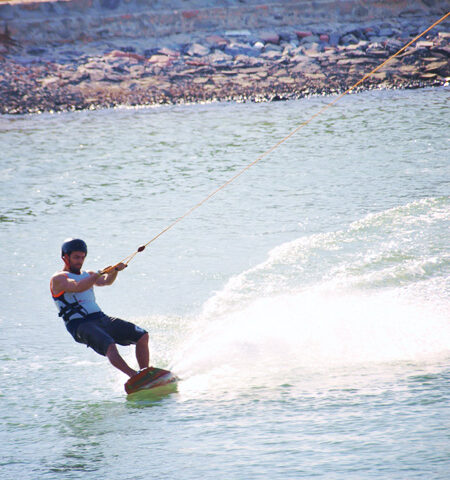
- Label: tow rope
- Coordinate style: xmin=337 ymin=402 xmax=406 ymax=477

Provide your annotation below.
xmin=101 ymin=11 xmax=449 ymax=275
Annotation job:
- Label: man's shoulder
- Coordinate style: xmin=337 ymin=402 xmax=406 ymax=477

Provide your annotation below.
xmin=52 ymin=270 xmax=90 ymax=278
xmin=51 ymin=270 xmax=67 ymax=280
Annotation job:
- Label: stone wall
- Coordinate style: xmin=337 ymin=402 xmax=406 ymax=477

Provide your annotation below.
xmin=1 ymin=0 xmax=448 ymax=46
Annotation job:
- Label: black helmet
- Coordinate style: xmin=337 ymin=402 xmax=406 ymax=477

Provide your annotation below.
xmin=61 ymin=238 xmax=88 ymax=258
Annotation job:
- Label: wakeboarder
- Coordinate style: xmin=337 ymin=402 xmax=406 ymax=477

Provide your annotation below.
xmin=50 ymin=238 xmax=149 ymax=378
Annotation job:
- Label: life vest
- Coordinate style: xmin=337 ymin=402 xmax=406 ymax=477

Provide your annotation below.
xmin=50 ymin=271 xmax=101 ymax=325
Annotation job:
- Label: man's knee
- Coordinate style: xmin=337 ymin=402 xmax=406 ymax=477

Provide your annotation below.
xmin=137 ymin=332 xmax=149 ymax=344
xmin=105 ymin=342 xmax=118 ymax=358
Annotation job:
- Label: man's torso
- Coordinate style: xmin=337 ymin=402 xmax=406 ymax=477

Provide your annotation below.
xmin=51 ymin=270 xmax=101 ymax=324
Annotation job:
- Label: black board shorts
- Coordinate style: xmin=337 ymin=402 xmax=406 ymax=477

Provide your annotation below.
xmin=71 ymin=312 xmax=147 ymax=356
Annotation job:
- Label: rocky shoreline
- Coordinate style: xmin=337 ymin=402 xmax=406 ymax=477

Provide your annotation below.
xmin=1 ymin=17 xmax=449 ymax=114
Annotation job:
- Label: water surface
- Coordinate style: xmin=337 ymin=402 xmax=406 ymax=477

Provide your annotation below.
xmin=1 ymin=88 xmax=449 ymax=479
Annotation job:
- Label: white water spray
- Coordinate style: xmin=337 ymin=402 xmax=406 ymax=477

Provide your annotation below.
xmin=172 ymin=199 xmax=450 ymax=390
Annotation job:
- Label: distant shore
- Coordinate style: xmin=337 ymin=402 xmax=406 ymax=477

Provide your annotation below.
xmin=0 ymin=3 xmax=448 ymax=114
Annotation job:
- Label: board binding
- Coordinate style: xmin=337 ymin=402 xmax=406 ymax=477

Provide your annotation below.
xmin=125 ymin=367 xmax=177 ymax=394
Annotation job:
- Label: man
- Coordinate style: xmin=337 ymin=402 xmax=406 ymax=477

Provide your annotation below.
xmin=50 ymin=238 xmax=149 ymax=378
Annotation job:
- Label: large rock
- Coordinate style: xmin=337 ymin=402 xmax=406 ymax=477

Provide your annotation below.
xmin=340 ymin=33 xmax=359 ymax=45
xmin=424 ymin=60 xmax=448 ymax=74
xmin=260 ymin=31 xmax=280 ymax=45
xmin=329 ymin=33 xmax=341 ymax=46
xmin=148 ymin=54 xmax=173 ymax=68
xmin=300 ymin=35 xmax=321 ymax=45
xmin=186 ymin=43 xmax=210 ymax=56
xmin=106 ymin=50 xmax=145 ymax=61
xmin=158 ymin=47 xmax=180 ymax=58
xmin=208 ymin=50 xmax=233 ymax=66
xmin=206 ymin=35 xmax=229 ymax=48
xmin=296 ymin=31 xmax=313 ymax=39
xmin=224 ymin=43 xmax=260 ymax=57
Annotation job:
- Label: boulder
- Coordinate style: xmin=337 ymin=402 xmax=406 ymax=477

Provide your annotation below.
xmin=158 ymin=47 xmax=180 ymax=58
xmin=261 ymin=50 xmax=282 ymax=60
xmin=264 ymin=44 xmax=282 ymax=53
xmin=296 ymin=31 xmax=313 ymax=39
xmin=420 ymin=72 xmax=437 ymax=79
xmin=84 ymin=60 xmax=105 ymax=70
xmin=340 ymin=33 xmax=359 ymax=45
xmin=425 ymin=60 xmax=448 ymax=74
xmin=304 ymin=73 xmax=326 ymax=80
xmin=385 ymin=38 xmax=404 ymax=53
xmin=300 ymin=35 xmax=320 ymax=45
xmin=416 ymin=41 xmax=434 ymax=49
xmin=147 ymin=54 xmax=173 ymax=68
xmin=27 ymin=47 xmax=47 ymax=56
xmin=378 ymin=27 xmax=394 ymax=37
xmin=371 ymin=71 xmax=387 ymax=81
xmin=119 ymin=46 xmax=136 ymax=53
xmin=366 ymin=47 xmax=387 ymax=58
xmin=208 ymin=50 xmax=233 ymax=66
xmin=41 ymin=76 xmax=60 ymax=87
xmin=277 ymin=76 xmax=295 ymax=84
xmin=186 ymin=43 xmax=210 ymax=57
xmin=304 ymin=45 xmax=322 ymax=57
xmin=398 ymin=65 xmax=419 ymax=75
xmin=107 ymin=50 xmax=145 ymax=61
xmin=329 ymin=33 xmax=341 ymax=46
xmin=225 ymin=29 xmax=251 ymax=37
xmin=291 ymin=63 xmax=307 ymax=74
xmin=260 ymin=32 xmax=280 ymax=45
xmin=224 ymin=43 xmax=260 ymax=58
xmin=206 ymin=35 xmax=229 ymax=48
xmin=279 ymin=31 xmax=295 ymax=42
xmin=102 ymin=72 xmax=124 ymax=83
xmin=88 ymin=69 xmax=105 ymax=82
xmin=67 ymin=70 xmax=90 ymax=85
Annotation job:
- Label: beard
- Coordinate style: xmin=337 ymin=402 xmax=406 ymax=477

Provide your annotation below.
xmin=69 ymin=265 xmax=82 ymax=275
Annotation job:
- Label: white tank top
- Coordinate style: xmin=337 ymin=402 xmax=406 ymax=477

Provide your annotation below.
xmin=51 ymin=271 xmax=101 ymax=323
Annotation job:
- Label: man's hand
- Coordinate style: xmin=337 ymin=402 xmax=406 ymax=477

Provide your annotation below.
xmin=95 ymin=263 xmax=127 ymax=286
xmin=98 ymin=263 xmax=127 ymax=275
xmin=114 ymin=263 xmax=128 ymax=272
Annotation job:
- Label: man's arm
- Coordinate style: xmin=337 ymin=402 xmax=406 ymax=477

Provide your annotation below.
xmin=94 ymin=263 xmax=127 ymax=287
xmin=51 ymin=271 xmax=101 ymax=295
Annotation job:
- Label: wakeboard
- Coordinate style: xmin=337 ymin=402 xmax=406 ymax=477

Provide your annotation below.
xmin=125 ymin=367 xmax=178 ymax=395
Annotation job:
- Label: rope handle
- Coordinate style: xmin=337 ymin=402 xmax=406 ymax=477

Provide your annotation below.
xmin=102 ymin=11 xmax=449 ymax=274
xmin=99 ymin=245 xmax=146 ymax=275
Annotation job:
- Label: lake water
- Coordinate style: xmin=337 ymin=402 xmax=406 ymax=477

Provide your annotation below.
xmin=1 ymin=87 xmax=449 ymax=479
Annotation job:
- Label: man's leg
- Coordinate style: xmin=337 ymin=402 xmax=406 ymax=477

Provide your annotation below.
xmin=106 ymin=343 xmax=137 ymax=378
xmin=136 ymin=333 xmax=150 ymax=370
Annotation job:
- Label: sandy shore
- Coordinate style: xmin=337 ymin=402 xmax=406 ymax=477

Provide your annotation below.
xmin=0 ymin=15 xmax=448 ymax=114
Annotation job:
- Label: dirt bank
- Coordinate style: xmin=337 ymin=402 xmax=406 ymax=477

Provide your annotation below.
xmin=0 ymin=1 xmax=448 ymax=114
